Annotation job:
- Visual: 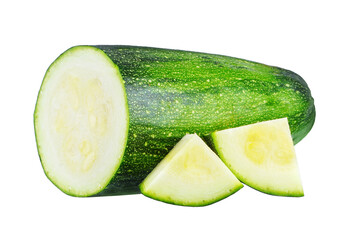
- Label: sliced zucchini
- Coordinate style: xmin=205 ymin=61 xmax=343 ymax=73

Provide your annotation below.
xmin=34 ymin=46 xmax=128 ymax=196
xmin=139 ymin=134 xmax=243 ymax=206
xmin=211 ymin=118 xmax=304 ymax=197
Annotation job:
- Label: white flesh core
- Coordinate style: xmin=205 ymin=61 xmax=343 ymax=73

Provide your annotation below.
xmin=212 ymin=118 xmax=303 ymax=196
xmin=140 ymin=134 xmax=243 ymax=206
xmin=35 ymin=46 xmax=128 ymax=196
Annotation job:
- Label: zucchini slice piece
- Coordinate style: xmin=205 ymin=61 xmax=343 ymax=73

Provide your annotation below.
xmin=34 ymin=46 xmax=128 ymax=196
xmin=211 ymin=118 xmax=303 ymax=197
xmin=139 ymin=134 xmax=243 ymax=206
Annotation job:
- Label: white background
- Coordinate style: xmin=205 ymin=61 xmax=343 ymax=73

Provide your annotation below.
xmin=1 ymin=0 xmax=348 ymax=239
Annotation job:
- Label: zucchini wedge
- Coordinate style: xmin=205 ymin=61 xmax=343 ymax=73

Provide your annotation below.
xmin=140 ymin=134 xmax=243 ymax=206
xmin=211 ymin=118 xmax=304 ymax=197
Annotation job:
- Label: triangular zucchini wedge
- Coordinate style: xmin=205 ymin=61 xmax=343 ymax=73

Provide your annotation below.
xmin=211 ymin=118 xmax=304 ymax=197
xmin=139 ymin=134 xmax=243 ymax=206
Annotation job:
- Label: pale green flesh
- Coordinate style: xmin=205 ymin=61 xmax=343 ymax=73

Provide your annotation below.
xmin=34 ymin=46 xmax=129 ymax=197
xmin=140 ymin=134 xmax=243 ymax=206
xmin=211 ymin=118 xmax=304 ymax=197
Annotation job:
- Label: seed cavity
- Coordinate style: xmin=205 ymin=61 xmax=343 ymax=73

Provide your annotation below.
xmin=89 ymin=114 xmax=97 ymax=128
xmin=52 ymin=75 xmax=112 ymax=174
xmin=244 ymin=125 xmax=294 ymax=166
xmin=82 ymin=152 xmax=96 ymax=172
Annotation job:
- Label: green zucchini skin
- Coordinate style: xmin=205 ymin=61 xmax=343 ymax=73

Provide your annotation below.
xmin=91 ymin=45 xmax=315 ymax=196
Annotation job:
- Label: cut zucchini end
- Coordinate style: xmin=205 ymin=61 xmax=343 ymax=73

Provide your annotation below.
xmin=139 ymin=134 xmax=243 ymax=207
xmin=34 ymin=46 xmax=129 ymax=197
xmin=212 ymin=118 xmax=304 ymax=197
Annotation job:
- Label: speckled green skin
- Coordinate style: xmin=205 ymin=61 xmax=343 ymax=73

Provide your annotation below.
xmin=92 ymin=45 xmax=315 ymax=196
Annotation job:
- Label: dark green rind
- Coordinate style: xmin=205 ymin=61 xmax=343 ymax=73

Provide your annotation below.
xmin=139 ymin=181 xmax=244 ymax=207
xmin=93 ymin=45 xmax=315 ymax=196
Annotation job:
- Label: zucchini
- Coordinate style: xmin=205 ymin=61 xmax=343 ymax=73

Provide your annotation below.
xmin=211 ymin=118 xmax=304 ymax=197
xmin=34 ymin=45 xmax=315 ymax=196
xmin=140 ymin=134 xmax=243 ymax=206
